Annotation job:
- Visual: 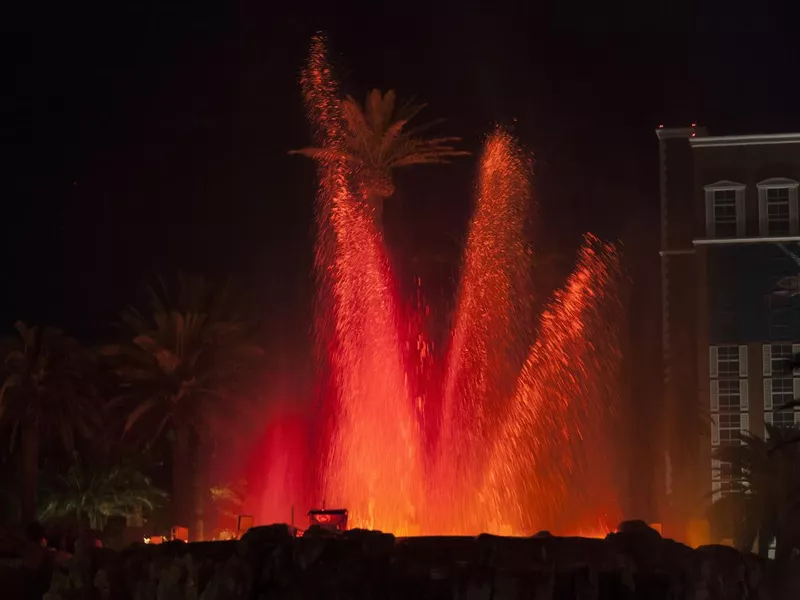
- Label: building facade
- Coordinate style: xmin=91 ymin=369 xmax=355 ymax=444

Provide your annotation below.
xmin=657 ymin=128 xmax=800 ymax=543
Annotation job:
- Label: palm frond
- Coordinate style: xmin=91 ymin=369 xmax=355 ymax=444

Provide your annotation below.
xmin=123 ymin=398 xmax=158 ymax=435
xmin=708 ymin=423 xmax=800 ymax=556
xmin=776 ymin=399 xmax=800 ymax=411
xmin=289 ymin=147 xmax=362 ymax=164
xmin=293 ymin=87 xmax=468 ymax=210
xmin=40 ymin=456 xmax=168 ymax=530
xmin=0 ymin=322 xmax=100 ymax=453
xmin=104 ymin=274 xmax=264 ymax=448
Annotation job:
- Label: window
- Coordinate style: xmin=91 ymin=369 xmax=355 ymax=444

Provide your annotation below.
xmin=712 ymin=190 xmax=738 ymax=237
xmin=710 ymin=345 xmax=747 ymax=378
xmin=773 ymin=377 xmax=793 ymax=407
xmin=718 ymin=461 xmax=741 ymax=492
xmin=771 ymin=344 xmax=794 ymax=374
xmin=771 ymin=410 xmax=796 ymax=429
xmin=758 ymin=178 xmax=799 ymax=236
xmin=762 ymin=343 xmax=800 ymax=376
xmin=719 ymin=412 xmax=743 ymax=443
xmin=765 ymin=408 xmax=799 ymax=439
xmin=718 ymin=379 xmax=741 ymax=411
xmin=766 ymin=188 xmax=791 ymax=235
xmin=712 ymin=412 xmax=748 ymax=446
xmin=763 ymin=377 xmax=799 ymax=411
xmin=705 ymin=182 xmax=745 ymax=238
xmin=712 ymin=457 xmax=742 ymax=500
xmin=717 ymin=346 xmax=739 ymax=376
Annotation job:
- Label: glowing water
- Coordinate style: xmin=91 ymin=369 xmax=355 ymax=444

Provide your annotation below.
xmin=250 ymin=37 xmax=622 ymax=536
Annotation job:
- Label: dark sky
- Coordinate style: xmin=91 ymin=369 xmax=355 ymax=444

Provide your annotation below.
xmin=5 ymin=1 xmax=800 ymax=353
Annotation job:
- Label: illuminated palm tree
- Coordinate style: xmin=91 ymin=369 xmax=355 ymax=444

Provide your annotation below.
xmin=40 ymin=454 xmax=167 ymax=532
xmin=102 ymin=274 xmax=263 ymax=541
xmin=292 ymin=89 xmax=468 ymax=226
xmin=0 ymin=322 xmax=99 ymax=524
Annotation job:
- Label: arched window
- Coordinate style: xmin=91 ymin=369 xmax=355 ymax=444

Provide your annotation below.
xmin=704 ymin=181 xmax=745 ymax=238
xmin=757 ymin=178 xmax=799 ymax=236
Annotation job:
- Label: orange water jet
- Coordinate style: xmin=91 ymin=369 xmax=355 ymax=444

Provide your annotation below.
xmin=250 ymin=36 xmax=623 ymax=537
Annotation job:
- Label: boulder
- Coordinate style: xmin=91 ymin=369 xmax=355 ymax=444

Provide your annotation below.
xmin=25 ymin=526 xmax=777 ymax=599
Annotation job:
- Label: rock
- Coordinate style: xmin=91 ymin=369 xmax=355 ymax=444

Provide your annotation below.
xmin=615 ymin=520 xmax=662 ymax=539
xmin=93 ymin=568 xmax=110 ymax=599
xmin=14 ymin=526 xmax=778 ymax=599
xmin=342 ymin=528 xmax=395 ymax=557
xmin=239 ymin=524 xmax=295 ymax=548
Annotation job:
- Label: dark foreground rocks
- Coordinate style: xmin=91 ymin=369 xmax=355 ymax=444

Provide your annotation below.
xmin=4 ymin=521 xmax=797 ymax=599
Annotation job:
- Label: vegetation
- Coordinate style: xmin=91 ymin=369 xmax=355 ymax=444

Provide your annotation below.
xmin=209 ymin=479 xmax=247 ymax=539
xmin=708 ymin=424 xmax=800 ymax=559
xmin=0 ymin=274 xmax=264 ymax=546
xmin=292 ymin=89 xmax=468 ymax=226
xmin=0 ymin=322 xmax=100 ymax=523
xmin=39 ymin=454 xmax=166 ymax=531
xmin=101 ymin=274 xmax=264 ymax=541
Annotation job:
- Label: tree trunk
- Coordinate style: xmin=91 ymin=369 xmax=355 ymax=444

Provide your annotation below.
xmin=20 ymin=421 xmax=39 ymax=524
xmin=192 ymin=441 xmax=206 ymax=542
xmin=171 ymin=427 xmax=193 ymax=532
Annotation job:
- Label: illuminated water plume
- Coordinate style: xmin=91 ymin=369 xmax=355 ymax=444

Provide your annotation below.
xmin=251 ymin=36 xmax=623 ymax=537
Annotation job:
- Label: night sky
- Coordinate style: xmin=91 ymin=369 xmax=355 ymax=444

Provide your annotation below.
xmin=6 ymin=1 xmax=800 ymax=358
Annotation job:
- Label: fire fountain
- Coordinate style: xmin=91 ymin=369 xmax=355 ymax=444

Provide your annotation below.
xmin=249 ymin=37 xmax=624 ymax=537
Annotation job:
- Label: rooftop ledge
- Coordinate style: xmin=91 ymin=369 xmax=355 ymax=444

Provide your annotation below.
xmin=693 ymin=236 xmax=800 ymax=246
xmin=690 ymin=133 xmax=800 ymax=148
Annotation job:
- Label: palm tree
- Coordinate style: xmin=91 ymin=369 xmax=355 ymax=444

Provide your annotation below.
xmin=40 ymin=453 xmax=166 ymax=532
xmin=208 ymin=478 xmax=247 ymax=538
xmin=101 ymin=274 xmax=263 ymax=541
xmin=708 ymin=424 xmax=800 ymax=559
xmin=763 ymin=352 xmax=800 ymax=448
xmin=0 ymin=322 xmax=99 ymax=524
xmin=292 ymin=89 xmax=468 ymax=227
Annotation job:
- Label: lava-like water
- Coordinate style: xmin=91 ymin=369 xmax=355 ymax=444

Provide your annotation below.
xmin=250 ymin=36 xmax=623 ymax=537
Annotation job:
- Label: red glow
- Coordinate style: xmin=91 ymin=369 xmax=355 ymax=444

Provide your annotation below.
xmin=244 ymin=405 xmax=313 ymax=526
xmin=248 ymin=37 xmax=624 ymax=537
